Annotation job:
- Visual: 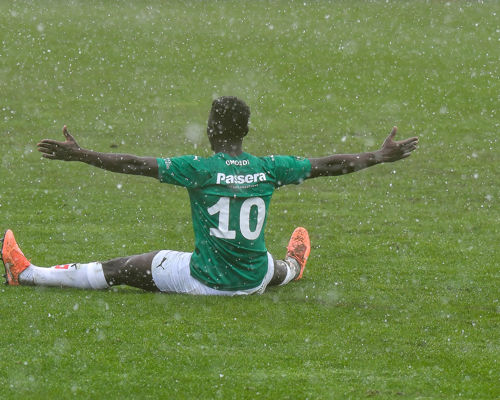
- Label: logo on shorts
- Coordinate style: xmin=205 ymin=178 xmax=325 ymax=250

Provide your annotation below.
xmin=155 ymin=256 xmax=168 ymax=270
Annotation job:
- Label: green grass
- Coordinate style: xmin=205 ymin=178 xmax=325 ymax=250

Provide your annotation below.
xmin=1 ymin=1 xmax=498 ymax=398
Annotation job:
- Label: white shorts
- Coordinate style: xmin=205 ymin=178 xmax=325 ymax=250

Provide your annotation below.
xmin=151 ymin=250 xmax=275 ymax=296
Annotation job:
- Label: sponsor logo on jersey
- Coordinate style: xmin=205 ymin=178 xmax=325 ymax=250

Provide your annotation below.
xmin=225 ymin=159 xmax=250 ymax=166
xmin=216 ymin=172 xmax=267 ymax=185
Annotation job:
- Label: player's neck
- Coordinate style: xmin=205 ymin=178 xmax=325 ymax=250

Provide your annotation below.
xmin=213 ymin=142 xmax=243 ymax=157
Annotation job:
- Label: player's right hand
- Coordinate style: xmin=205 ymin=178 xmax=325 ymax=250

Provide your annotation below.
xmin=378 ymin=127 xmax=419 ymax=162
xmin=37 ymin=125 xmax=82 ymax=161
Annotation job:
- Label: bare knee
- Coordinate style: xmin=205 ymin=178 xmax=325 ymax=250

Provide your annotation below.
xmin=269 ymin=258 xmax=288 ymax=286
xmin=102 ymin=251 xmax=159 ymax=290
xmin=102 ymin=256 xmax=130 ymax=284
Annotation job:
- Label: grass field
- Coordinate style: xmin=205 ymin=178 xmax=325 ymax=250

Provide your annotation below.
xmin=1 ymin=1 xmax=498 ymax=398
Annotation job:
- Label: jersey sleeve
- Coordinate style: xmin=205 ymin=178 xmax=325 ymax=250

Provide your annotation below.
xmin=271 ymin=155 xmax=311 ymax=187
xmin=157 ymin=156 xmax=210 ymax=188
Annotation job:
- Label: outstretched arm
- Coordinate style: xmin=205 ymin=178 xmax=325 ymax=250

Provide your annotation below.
xmin=308 ymin=127 xmax=418 ymax=178
xmin=37 ymin=126 xmax=159 ymax=178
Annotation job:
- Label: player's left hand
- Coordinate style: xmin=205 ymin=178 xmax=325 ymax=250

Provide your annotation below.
xmin=37 ymin=125 xmax=82 ymax=161
xmin=377 ymin=127 xmax=419 ymax=162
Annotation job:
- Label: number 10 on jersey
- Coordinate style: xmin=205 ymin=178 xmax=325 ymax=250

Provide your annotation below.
xmin=207 ymin=197 xmax=266 ymax=241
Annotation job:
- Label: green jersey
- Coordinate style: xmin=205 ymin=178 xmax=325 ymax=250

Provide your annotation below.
xmin=157 ymin=152 xmax=311 ymax=291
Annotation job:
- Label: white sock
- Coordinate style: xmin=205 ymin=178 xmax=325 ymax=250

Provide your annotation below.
xmin=19 ymin=265 xmax=35 ymax=284
xmin=20 ymin=262 xmax=109 ymax=289
xmin=278 ymin=257 xmax=300 ymax=286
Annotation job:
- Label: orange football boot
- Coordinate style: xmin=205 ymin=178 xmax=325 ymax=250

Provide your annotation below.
xmin=286 ymin=227 xmax=311 ymax=281
xmin=1 ymin=230 xmax=31 ymax=286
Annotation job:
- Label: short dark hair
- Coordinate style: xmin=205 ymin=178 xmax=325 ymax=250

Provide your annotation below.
xmin=207 ymin=96 xmax=250 ymax=140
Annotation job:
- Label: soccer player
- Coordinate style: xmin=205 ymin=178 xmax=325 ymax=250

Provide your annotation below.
xmin=2 ymin=96 xmax=418 ymax=295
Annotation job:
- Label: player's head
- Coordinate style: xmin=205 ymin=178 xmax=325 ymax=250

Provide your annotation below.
xmin=207 ymin=96 xmax=250 ymax=147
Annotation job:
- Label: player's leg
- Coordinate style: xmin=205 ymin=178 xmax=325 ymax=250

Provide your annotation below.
xmin=1 ymin=229 xmax=159 ymax=291
xmin=102 ymin=252 xmax=159 ymax=291
xmin=269 ymin=227 xmax=311 ymax=286
xmin=1 ymin=227 xmax=108 ymax=289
